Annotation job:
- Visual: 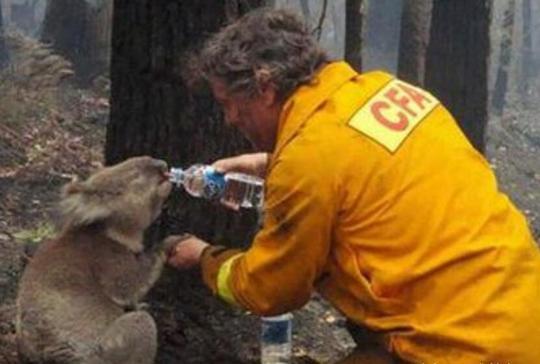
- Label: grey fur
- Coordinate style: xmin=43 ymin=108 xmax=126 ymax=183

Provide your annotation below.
xmin=16 ymin=156 xmax=174 ymax=364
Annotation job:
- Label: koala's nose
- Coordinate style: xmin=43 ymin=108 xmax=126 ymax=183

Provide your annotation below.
xmin=152 ymin=159 xmax=169 ymax=173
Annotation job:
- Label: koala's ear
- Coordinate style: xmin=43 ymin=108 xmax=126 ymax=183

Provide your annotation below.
xmin=59 ymin=179 xmax=111 ymax=230
xmin=61 ymin=179 xmax=87 ymax=197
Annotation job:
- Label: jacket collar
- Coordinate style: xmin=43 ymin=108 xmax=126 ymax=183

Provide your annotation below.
xmin=271 ymin=61 xmax=358 ymax=163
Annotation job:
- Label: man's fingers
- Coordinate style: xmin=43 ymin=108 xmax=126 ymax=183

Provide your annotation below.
xmin=212 ymin=153 xmax=268 ymax=177
xmin=165 ymin=236 xmax=210 ymax=270
xmin=212 ymin=157 xmax=244 ymax=173
xmin=163 ymin=234 xmax=192 ymax=255
xmin=167 ymin=245 xmax=189 ymax=267
xmin=219 ymin=197 xmax=241 ymax=211
xmin=167 ymin=253 xmax=186 ymax=268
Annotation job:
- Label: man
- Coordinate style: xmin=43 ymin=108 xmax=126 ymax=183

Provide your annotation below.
xmin=167 ymin=8 xmax=540 ymax=364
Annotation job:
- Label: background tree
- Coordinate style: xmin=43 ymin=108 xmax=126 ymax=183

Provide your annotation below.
xmin=330 ymin=1 xmax=343 ymax=51
xmin=311 ymin=0 xmax=328 ymax=41
xmin=0 ymin=0 xmax=9 ymax=25
xmin=344 ymin=0 xmax=364 ymax=72
xmin=9 ymin=0 xmax=37 ymax=36
xmin=521 ymin=0 xmax=533 ymax=96
xmin=41 ymin=0 xmax=111 ymax=84
xmin=425 ymin=0 xmax=491 ymax=153
xmin=397 ymin=0 xmax=432 ymax=85
xmin=363 ymin=0 xmax=403 ymax=72
xmin=86 ymin=0 xmax=113 ymax=81
xmin=106 ymin=1 xmax=267 ymax=362
xmin=299 ymin=0 xmax=311 ymax=24
xmin=0 ymin=1 xmax=9 ymax=69
xmin=492 ymin=0 xmax=516 ymax=116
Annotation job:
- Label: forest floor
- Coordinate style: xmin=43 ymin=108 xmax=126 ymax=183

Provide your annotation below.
xmin=486 ymin=89 xmax=540 ymax=240
xmin=0 ymin=73 xmax=539 ymax=363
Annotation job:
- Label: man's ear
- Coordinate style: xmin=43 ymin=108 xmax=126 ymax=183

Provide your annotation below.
xmin=254 ymin=68 xmax=278 ymax=106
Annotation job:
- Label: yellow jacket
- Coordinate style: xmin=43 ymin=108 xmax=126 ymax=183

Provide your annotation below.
xmin=201 ymin=62 xmax=540 ymax=363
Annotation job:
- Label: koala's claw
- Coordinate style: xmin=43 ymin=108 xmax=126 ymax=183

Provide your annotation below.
xmin=135 ymin=302 xmax=150 ymax=311
xmin=124 ymin=302 xmax=150 ymax=312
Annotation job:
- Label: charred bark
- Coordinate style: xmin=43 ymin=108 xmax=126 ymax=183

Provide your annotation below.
xmin=106 ymin=1 xmax=266 ymax=363
xmin=425 ymin=0 xmax=491 ymax=153
xmin=345 ymin=0 xmax=364 ymax=72
xmin=397 ymin=0 xmax=432 ymax=86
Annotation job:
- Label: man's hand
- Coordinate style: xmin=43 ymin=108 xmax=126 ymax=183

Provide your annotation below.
xmin=212 ymin=152 xmax=269 ymax=178
xmin=165 ymin=235 xmax=210 ymax=270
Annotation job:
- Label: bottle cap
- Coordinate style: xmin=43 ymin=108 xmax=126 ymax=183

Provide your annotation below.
xmin=168 ymin=168 xmax=185 ymax=185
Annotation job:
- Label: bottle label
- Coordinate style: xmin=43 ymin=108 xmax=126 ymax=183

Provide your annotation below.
xmin=261 ymin=317 xmax=292 ymax=345
xmin=203 ymin=167 xmax=226 ymax=199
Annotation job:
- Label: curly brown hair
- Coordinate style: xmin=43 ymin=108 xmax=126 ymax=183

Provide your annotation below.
xmin=196 ymin=8 xmax=329 ymax=100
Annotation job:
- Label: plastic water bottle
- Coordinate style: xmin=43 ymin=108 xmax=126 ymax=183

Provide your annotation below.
xmin=169 ymin=164 xmax=264 ymax=210
xmin=260 ymin=313 xmax=293 ymax=364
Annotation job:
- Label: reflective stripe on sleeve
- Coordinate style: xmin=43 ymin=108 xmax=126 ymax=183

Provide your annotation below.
xmin=217 ymin=254 xmax=243 ymax=305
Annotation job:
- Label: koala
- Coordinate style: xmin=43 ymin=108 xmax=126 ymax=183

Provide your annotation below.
xmin=16 ymin=156 xmax=176 ymax=364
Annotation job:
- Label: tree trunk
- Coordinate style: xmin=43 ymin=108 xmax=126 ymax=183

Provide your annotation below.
xmin=10 ymin=0 xmax=37 ymax=36
xmin=41 ymin=0 xmax=110 ymax=84
xmin=107 ymin=1 xmax=266 ymax=363
xmin=86 ymin=0 xmax=113 ymax=79
xmin=364 ymin=0 xmax=403 ymax=73
xmin=0 ymin=1 xmax=8 ymax=70
xmin=330 ymin=1 xmax=342 ymax=47
xmin=345 ymin=0 xmax=364 ymax=72
xmin=521 ymin=0 xmax=533 ymax=96
xmin=299 ymin=0 xmax=311 ymax=25
xmin=1 ymin=0 xmax=10 ymax=25
xmin=492 ymin=0 xmax=516 ymax=116
xmin=397 ymin=0 xmax=432 ymax=86
xmin=424 ymin=0 xmax=491 ymax=153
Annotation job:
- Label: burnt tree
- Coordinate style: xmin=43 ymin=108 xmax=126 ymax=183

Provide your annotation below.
xmin=492 ymin=0 xmax=516 ymax=115
xmin=425 ymin=0 xmax=491 ymax=153
xmin=299 ymin=0 xmax=311 ymax=25
xmin=86 ymin=0 xmax=113 ymax=80
xmin=1 ymin=0 xmax=9 ymax=25
xmin=41 ymin=0 xmax=111 ymax=84
xmin=364 ymin=0 xmax=403 ymax=72
xmin=397 ymin=0 xmax=432 ymax=85
xmin=0 ymin=2 xmax=8 ymax=69
xmin=10 ymin=0 xmax=38 ymax=36
xmin=106 ymin=1 xmax=266 ymax=363
xmin=521 ymin=0 xmax=533 ymax=96
xmin=345 ymin=0 xmax=364 ymax=72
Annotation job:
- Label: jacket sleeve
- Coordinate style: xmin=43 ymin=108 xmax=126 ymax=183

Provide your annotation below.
xmin=201 ymin=150 xmax=337 ymax=315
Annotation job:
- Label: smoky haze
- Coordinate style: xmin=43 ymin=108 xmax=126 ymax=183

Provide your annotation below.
xmin=2 ymin=0 xmax=539 ymax=106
